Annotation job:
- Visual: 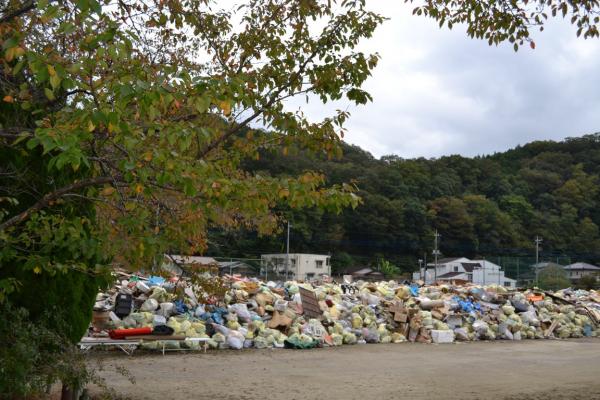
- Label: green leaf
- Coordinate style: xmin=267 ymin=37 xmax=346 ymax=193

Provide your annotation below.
xmin=44 ymin=88 xmax=55 ymax=101
xmin=2 ymin=37 xmax=18 ymax=50
xmin=49 ymin=74 xmax=61 ymax=89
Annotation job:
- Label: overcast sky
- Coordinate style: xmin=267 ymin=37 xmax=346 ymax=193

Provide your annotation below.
xmin=292 ymin=3 xmax=600 ymax=159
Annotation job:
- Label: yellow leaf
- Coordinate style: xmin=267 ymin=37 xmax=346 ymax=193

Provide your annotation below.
xmin=13 ymin=47 xmax=25 ymax=57
xmin=87 ymin=120 xmax=95 ymax=132
xmin=218 ymin=100 xmax=231 ymax=116
xmin=3 ymin=95 xmax=14 ymax=103
xmin=154 ymin=226 xmax=160 ymax=234
xmin=282 ymin=147 xmax=288 ymax=156
xmin=143 ymin=152 xmax=153 ymax=162
xmin=101 ymin=187 xmax=115 ymax=196
xmin=135 ymin=184 xmax=143 ymax=194
xmin=50 ymin=74 xmax=61 ymax=89
xmin=4 ymin=47 xmax=15 ymax=62
xmin=33 ymin=266 xmax=42 ymax=274
xmin=47 ymin=64 xmax=56 ymax=76
xmin=278 ymin=188 xmax=290 ymax=198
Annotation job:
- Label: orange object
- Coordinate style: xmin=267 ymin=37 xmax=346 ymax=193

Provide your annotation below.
xmin=527 ymin=294 xmax=544 ymax=302
xmin=109 ymin=327 xmax=152 ymax=339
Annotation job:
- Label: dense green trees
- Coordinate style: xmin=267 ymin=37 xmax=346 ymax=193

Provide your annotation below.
xmin=210 ymin=134 xmax=600 ymax=272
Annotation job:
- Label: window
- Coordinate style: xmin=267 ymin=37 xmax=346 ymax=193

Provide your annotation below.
xmin=504 ymin=282 xmax=512 ymax=288
xmin=326 ymin=258 xmax=331 ymax=266
xmin=453 ymin=266 xmax=459 ymax=272
xmin=291 ymin=259 xmax=296 ymax=265
xmin=316 ymin=260 xmax=324 ymax=269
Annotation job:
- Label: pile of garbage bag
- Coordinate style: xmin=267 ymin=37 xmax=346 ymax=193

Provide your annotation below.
xmin=89 ymin=271 xmax=600 ymax=351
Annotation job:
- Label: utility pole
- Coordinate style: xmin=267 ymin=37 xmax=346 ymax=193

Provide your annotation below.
xmin=535 ymin=236 xmax=543 ymax=287
xmin=433 ymin=230 xmax=441 ymax=283
xmin=286 ymin=221 xmax=292 ymax=281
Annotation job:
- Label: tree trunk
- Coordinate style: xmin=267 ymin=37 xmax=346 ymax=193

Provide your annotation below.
xmin=60 ymin=383 xmax=79 ymax=400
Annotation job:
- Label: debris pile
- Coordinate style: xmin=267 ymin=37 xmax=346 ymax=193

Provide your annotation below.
xmin=89 ymin=272 xmax=600 ymax=351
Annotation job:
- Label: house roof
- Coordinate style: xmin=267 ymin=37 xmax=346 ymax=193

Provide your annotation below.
xmin=437 ymin=271 xmax=468 ymax=279
xmin=531 ymin=261 xmax=563 ymax=270
xmin=461 ymin=262 xmax=481 ymax=272
xmin=338 ymin=265 xmax=370 ymax=274
xmin=352 ymin=267 xmax=384 ymax=276
xmin=261 ymin=253 xmax=329 ymax=258
xmin=218 ymin=261 xmax=253 ymax=270
xmin=166 ymin=255 xmax=217 ymax=265
xmin=436 ymin=257 xmax=462 ymax=264
xmin=564 ymin=262 xmax=600 ymax=271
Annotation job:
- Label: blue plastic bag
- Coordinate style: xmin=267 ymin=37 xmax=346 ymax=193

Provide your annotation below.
xmin=455 ymin=296 xmax=481 ymax=313
xmin=148 ymin=276 xmax=166 ymax=286
xmin=409 ymin=284 xmax=419 ymax=297
xmin=174 ymin=299 xmax=189 ymax=314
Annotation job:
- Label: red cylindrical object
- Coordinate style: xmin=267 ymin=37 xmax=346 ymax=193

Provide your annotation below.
xmin=109 ymin=327 xmax=152 ymax=339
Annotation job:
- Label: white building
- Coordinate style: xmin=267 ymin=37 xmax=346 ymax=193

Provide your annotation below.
xmin=261 ymin=253 xmax=330 ymax=280
xmin=413 ymin=257 xmax=517 ymax=288
xmin=563 ymin=262 xmax=600 ymax=281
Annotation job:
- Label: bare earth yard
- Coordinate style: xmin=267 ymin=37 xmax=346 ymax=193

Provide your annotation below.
xmin=89 ymin=338 xmax=600 ymax=400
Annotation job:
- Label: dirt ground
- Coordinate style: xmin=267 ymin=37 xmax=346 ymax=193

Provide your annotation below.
xmin=89 ymin=338 xmax=600 ymax=400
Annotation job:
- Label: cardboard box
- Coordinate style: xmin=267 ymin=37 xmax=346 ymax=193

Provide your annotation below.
xmin=394 ymin=311 xmax=408 ymax=323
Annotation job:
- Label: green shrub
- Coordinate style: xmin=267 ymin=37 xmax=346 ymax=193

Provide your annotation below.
xmin=0 ymin=302 xmax=93 ymax=398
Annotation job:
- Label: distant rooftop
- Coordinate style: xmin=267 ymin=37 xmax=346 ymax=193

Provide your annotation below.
xmin=427 ymin=257 xmax=465 ymax=265
xmin=437 ymin=271 xmax=466 ymax=279
xmin=167 ymin=255 xmax=217 ymax=265
xmin=461 ymin=262 xmax=481 ymax=272
xmin=261 ymin=253 xmax=329 ymax=257
xmin=564 ymin=262 xmax=600 ymax=270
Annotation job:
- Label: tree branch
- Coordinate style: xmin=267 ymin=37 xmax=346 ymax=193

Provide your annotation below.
xmin=0 ymin=0 xmax=36 ymax=24
xmin=0 ymin=176 xmax=116 ymax=231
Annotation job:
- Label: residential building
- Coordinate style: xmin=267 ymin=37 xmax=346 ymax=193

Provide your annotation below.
xmin=412 ymin=257 xmax=517 ymax=288
xmin=563 ymin=262 xmax=600 ymax=281
xmin=261 ymin=253 xmax=331 ymax=280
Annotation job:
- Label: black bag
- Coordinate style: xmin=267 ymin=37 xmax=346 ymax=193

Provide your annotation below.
xmin=114 ymin=293 xmax=133 ymax=318
xmin=152 ymin=325 xmax=175 ymax=336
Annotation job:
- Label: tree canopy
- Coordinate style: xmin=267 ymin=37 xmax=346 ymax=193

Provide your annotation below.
xmin=0 ymin=0 xmax=384 ymax=294
xmin=406 ymin=0 xmax=600 ymax=50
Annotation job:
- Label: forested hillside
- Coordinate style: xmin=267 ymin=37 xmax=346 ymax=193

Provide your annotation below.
xmin=207 ymin=133 xmax=600 ymax=272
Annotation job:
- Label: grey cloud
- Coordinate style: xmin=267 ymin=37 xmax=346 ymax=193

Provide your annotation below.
xmin=297 ymin=3 xmax=600 ymax=159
